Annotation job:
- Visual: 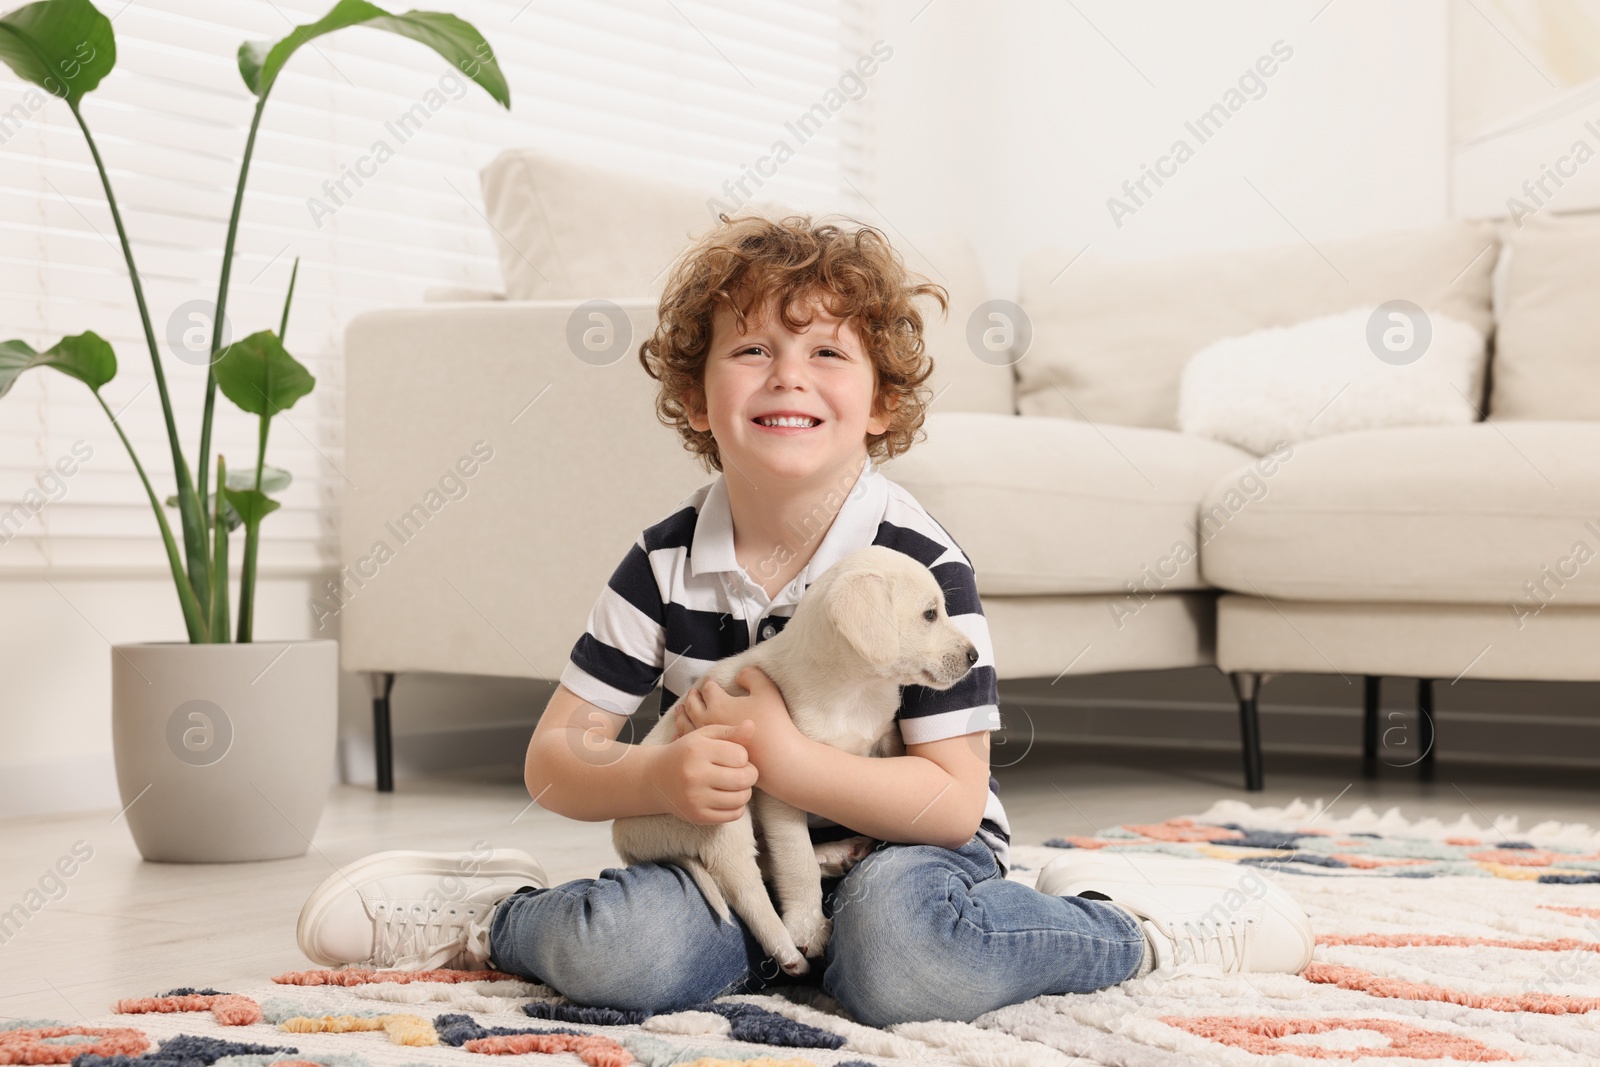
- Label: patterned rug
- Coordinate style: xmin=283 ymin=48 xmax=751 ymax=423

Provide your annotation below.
xmin=17 ymin=800 xmax=1600 ymax=1066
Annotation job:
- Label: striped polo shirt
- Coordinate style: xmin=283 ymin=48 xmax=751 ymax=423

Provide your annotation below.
xmin=559 ymin=454 xmax=1012 ymax=877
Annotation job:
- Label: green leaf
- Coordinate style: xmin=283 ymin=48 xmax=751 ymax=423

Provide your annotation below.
xmin=223 ymin=487 xmax=281 ymax=527
xmin=238 ymin=0 xmax=508 ymax=108
xmin=165 ymin=463 xmax=290 ymax=532
xmin=229 ymin=462 xmax=292 ymax=495
xmin=0 ymin=0 xmax=115 ymax=107
xmin=0 ymin=331 xmax=116 ymax=399
xmin=213 ymin=329 xmax=315 ymax=417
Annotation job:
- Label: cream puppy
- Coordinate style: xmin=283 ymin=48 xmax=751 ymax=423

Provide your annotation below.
xmin=611 ymin=544 xmax=978 ymax=975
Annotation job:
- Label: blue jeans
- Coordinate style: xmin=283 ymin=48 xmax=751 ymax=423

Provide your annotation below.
xmin=486 ymin=834 xmax=1146 ymax=1027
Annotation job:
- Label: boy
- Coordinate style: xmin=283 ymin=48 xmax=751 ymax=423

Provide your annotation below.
xmin=297 ymin=215 xmax=1314 ymax=1027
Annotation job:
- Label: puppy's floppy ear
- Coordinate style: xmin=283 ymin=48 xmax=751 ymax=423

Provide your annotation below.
xmin=827 ymin=572 xmax=899 ymax=668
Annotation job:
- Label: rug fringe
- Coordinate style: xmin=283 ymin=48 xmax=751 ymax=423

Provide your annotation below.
xmin=1192 ymin=797 xmax=1600 ymax=848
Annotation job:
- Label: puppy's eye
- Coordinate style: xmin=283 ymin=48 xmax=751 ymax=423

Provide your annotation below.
xmin=923 ymin=608 xmax=937 ymax=622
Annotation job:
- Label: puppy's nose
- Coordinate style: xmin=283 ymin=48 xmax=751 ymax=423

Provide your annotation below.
xmin=965 ymin=645 xmax=979 ymax=667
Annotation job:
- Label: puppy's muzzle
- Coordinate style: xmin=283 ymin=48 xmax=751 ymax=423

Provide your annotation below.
xmin=927 ymin=643 xmax=979 ymax=688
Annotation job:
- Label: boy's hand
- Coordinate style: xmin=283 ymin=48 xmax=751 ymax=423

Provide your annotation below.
xmin=648 ymin=719 xmax=759 ymax=825
xmin=676 ymin=666 xmax=798 ymax=769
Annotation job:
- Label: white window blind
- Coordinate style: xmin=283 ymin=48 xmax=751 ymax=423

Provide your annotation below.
xmin=0 ymin=0 xmax=875 ymax=580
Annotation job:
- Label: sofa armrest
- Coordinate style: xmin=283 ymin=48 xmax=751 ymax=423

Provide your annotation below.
xmin=339 ymin=299 xmax=709 ymax=680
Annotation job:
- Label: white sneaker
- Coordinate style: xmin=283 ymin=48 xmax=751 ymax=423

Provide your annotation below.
xmin=1037 ymin=850 xmax=1314 ymax=975
xmin=296 ymin=848 xmax=548 ymax=970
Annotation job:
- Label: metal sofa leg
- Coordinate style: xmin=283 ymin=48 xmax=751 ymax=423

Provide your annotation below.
xmin=1362 ymin=675 xmax=1381 ymax=779
xmin=367 ymin=671 xmax=397 ymax=792
xmin=1417 ymin=678 xmax=1436 ymax=782
xmin=1229 ymin=671 xmax=1265 ymax=792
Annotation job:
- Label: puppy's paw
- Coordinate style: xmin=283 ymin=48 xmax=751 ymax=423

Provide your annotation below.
xmin=776 ymin=946 xmax=811 ymax=976
xmin=814 ymin=835 xmax=876 ymax=878
xmin=784 ymin=909 xmax=832 ymax=959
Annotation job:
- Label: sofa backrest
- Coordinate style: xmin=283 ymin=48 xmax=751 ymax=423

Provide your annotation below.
xmin=1012 ymin=218 xmax=1501 ymax=429
xmin=477 ymin=148 xmax=1014 ymax=415
xmin=1488 ymin=211 xmax=1600 ymax=420
xmin=479 ymin=148 xmax=780 ymax=302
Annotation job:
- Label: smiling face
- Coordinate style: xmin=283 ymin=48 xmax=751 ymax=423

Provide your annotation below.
xmin=685 ymin=292 xmax=891 ymax=485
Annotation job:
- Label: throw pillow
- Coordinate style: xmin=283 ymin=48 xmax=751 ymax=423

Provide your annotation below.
xmin=1176 ymin=306 xmax=1486 ymax=455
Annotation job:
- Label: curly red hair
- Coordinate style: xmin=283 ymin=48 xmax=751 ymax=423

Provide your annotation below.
xmin=638 ymin=213 xmax=948 ymax=474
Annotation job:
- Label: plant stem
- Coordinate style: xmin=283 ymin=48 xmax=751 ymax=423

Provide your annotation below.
xmin=211 ymin=453 xmax=231 ymax=641
xmin=198 ymin=92 xmax=270 ymax=555
xmin=236 ymin=256 xmax=295 ymax=643
xmin=236 ymin=411 xmax=268 ymax=643
xmin=70 ymin=101 xmax=211 ymax=639
xmin=235 ymin=523 xmax=260 ymax=642
xmin=94 ymin=391 xmax=207 ymax=641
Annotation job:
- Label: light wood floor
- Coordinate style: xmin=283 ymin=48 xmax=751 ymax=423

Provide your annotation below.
xmin=3 ymin=742 xmax=1597 ymax=1022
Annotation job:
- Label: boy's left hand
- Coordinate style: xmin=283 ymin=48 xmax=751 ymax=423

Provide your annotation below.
xmin=678 ymin=666 xmax=797 ymax=767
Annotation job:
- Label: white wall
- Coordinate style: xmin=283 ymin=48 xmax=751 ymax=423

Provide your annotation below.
xmin=869 ymin=0 xmax=1451 ymax=296
xmin=1449 ymin=0 xmax=1600 ymax=219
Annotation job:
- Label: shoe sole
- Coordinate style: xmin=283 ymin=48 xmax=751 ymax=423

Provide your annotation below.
xmin=296 ymin=848 xmax=549 ymax=968
xmin=1037 ymin=849 xmax=1260 ymax=898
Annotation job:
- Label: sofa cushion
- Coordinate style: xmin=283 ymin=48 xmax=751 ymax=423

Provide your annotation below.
xmin=1200 ymin=422 xmax=1600 ymax=606
xmin=1014 ymin=218 xmax=1500 ymax=429
xmin=1176 ymin=306 xmax=1487 ymax=455
xmin=478 ymin=149 xmax=1014 ymax=415
xmin=897 ymin=234 xmax=1016 ymax=416
xmin=479 ymin=148 xmax=783 ymax=301
xmin=1489 ymin=212 xmax=1600 ymax=420
xmin=879 ymin=412 xmax=1254 ymax=597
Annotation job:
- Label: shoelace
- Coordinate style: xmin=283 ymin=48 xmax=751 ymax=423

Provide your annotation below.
xmin=370 ymin=901 xmax=492 ymax=970
xmin=1168 ymin=916 xmax=1255 ymax=971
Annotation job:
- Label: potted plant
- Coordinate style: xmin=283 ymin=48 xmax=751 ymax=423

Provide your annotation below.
xmin=0 ymin=0 xmax=509 ymax=861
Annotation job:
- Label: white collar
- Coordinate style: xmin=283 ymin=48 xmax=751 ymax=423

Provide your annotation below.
xmin=689 ymin=454 xmax=886 ymax=590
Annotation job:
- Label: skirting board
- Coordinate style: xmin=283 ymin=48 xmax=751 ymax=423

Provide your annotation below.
xmin=0 ymin=753 xmax=122 ymax=818
xmin=998 ymin=694 xmax=1600 ymax=769
xmin=339 ymin=720 xmax=537 ymax=786
xmin=0 ymin=751 xmax=342 ymax=820
xmin=14 ymin=704 xmax=1592 ymax=815
xmin=337 ymin=695 xmax=1600 ymax=786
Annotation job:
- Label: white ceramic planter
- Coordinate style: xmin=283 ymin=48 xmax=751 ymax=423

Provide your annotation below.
xmin=111 ymin=638 xmax=338 ymax=863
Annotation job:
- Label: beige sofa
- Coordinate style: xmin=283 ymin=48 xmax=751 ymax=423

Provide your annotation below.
xmin=340 ymin=151 xmax=1600 ymax=791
